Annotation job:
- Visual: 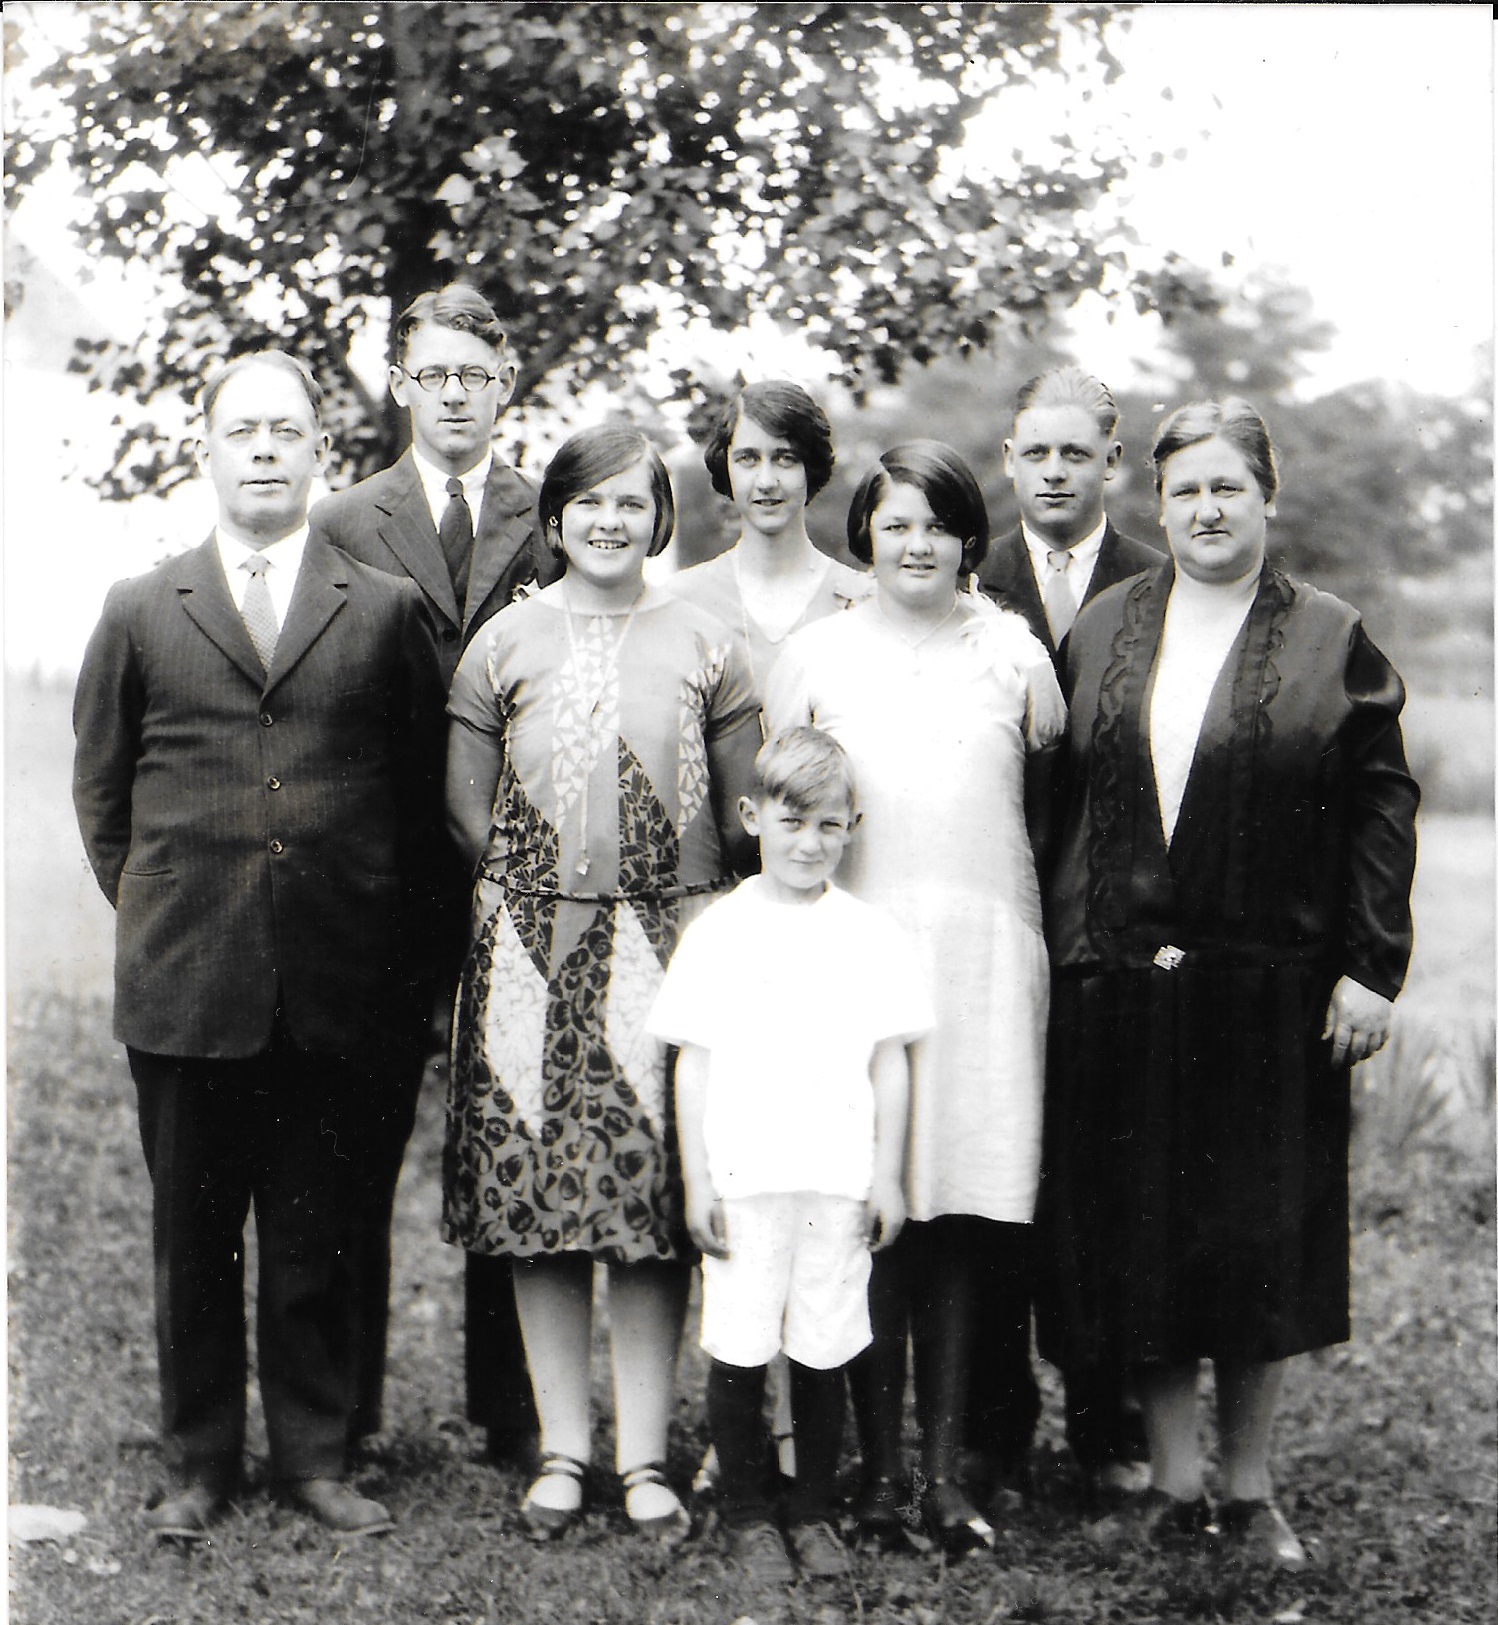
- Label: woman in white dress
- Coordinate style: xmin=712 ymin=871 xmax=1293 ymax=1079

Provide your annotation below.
xmin=766 ymin=441 xmax=1065 ymax=1553
xmin=673 ymin=380 xmax=872 ymax=710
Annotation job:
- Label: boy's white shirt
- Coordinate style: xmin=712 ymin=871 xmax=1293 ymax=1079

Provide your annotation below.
xmin=646 ymin=876 xmax=934 ymax=1201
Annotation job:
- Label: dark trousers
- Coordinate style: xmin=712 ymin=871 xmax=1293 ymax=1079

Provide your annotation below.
xmin=965 ymin=1219 xmax=1043 ymax=1465
xmin=968 ymin=1227 xmax=1145 ymax=1470
xmin=346 ymin=1050 xmax=423 ymax=1441
xmin=464 ymin=1252 xmax=538 ymax=1441
xmin=130 ymin=1036 xmax=369 ymax=1492
xmin=853 ymin=1215 xmax=1037 ymax=1484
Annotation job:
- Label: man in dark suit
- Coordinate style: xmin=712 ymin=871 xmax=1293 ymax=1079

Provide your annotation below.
xmin=971 ymin=366 xmax=1161 ymax=1509
xmin=73 ymin=351 xmax=445 ymax=1539
xmin=977 ymin=365 xmax=1164 ymax=659
xmin=313 ymin=285 xmax=551 ymax=1465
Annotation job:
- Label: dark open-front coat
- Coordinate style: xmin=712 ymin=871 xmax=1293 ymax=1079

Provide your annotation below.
xmin=1036 ymin=561 xmax=1420 ymax=1366
xmin=1047 ymin=562 xmax=1419 ymax=998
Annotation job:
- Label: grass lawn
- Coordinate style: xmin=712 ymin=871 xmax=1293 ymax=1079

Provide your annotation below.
xmin=8 ymin=675 xmax=1496 ymax=1622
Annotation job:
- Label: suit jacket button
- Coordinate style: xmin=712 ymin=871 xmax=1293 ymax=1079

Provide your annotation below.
xmin=259 ymin=711 xmax=273 ymax=727
xmin=269 ymin=838 xmax=284 ymax=854
xmin=266 ymin=776 xmax=281 ymax=791
xmin=442 ymin=629 xmax=457 ymax=643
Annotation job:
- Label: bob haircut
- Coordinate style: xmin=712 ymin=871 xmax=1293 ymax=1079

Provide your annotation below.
xmin=845 ymin=440 xmax=990 ymax=574
xmin=702 ymin=380 xmax=836 ymax=501
xmin=751 ymin=726 xmax=858 ymax=815
xmin=394 ymin=283 xmax=509 ymax=363
xmin=200 ymin=350 xmax=322 ymax=429
xmin=1151 ymin=397 xmax=1279 ymax=504
xmin=538 ymin=425 xmax=676 ymax=557
xmin=1012 ymin=364 xmax=1119 ymax=440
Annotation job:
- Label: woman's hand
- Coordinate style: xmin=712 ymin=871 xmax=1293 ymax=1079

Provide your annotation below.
xmin=685 ymin=1185 xmax=730 ymax=1260
xmin=864 ymin=1171 xmax=906 ymax=1253
xmin=1322 ymin=975 xmax=1394 ymax=1068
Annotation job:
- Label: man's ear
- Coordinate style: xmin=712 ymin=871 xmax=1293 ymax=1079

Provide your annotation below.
xmin=1103 ymin=439 xmax=1123 ymax=482
xmin=388 ymin=364 xmax=409 ymax=408
xmin=494 ymin=360 xmax=518 ymax=411
xmin=738 ymin=796 xmax=761 ymax=837
xmin=193 ymin=437 xmax=211 ymax=479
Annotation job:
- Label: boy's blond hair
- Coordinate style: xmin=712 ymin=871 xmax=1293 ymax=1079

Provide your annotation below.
xmin=751 ymin=727 xmax=857 ymax=816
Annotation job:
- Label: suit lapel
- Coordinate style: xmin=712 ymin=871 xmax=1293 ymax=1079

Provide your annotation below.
xmin=994 ymin=530 xmax=1055 ymax=658
xmin=265 ymin=538 xmax=349 ymax=692
xmin=174 ymin=539 xmax=268 ymax=689
xmin=1083 ymin=522 xmax=1126 ymax=606
xmin=465 ymin=461 xmax=537 ymax=628
xmin=376 ymin=451 xmax=460 ymax=626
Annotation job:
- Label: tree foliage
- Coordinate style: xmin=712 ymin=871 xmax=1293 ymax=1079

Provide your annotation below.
xmin=5 ymin=0 xmax=1218 ymax=496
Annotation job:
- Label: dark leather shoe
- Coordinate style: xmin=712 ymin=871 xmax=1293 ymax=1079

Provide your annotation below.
xmin=143 ymin=1484 xmax=225 ymax=1542
xmin=920 ymin=1479 xmax=996 ymax=1556
xmin=852 ymin=1472 xmax=912 ymax=1550
xmin=1219 ymin=1499 xmax=1308 ymax=1570
xmin=283 ymin=1477 xmax=395 ymax=1536
xmin=1089 ymin=1487 xmax=1219 ymax=1554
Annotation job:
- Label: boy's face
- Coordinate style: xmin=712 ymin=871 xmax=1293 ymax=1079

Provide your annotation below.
xmin=740 ymin=789 xmax=856 ymax=899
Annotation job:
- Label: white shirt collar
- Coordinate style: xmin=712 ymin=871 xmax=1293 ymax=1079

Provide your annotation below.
xmin=412 ymin=445 xmax=492 ymax=533
xmin=215 ymin=524 xmax=309 ymax=615
xmin=1021 ymin=513 xmax=1109 ymax=587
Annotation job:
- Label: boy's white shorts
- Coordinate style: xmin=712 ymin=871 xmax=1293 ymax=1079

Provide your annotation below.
xmin=699 ymin=1192 xmax=872 ymax=1370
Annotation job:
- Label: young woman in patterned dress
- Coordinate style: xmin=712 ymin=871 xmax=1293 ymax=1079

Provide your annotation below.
xmin=444 ymin=425 xmax=761 ymax=1542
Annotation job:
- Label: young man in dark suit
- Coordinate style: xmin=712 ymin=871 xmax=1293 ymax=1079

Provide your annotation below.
xmin=73 ymin=352 xmax=445 ymax=1539
xmin=313 ymin=285 xmax=553 ymax=1466
xmin=970 ymin=367 xmax=1160 ymax=1510
xmin=978 ymin=365 xmax=1165 ymax=659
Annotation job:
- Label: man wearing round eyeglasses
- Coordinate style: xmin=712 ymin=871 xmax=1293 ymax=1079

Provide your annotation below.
xmin=315 ymin=284 xmax=554 ymax=1473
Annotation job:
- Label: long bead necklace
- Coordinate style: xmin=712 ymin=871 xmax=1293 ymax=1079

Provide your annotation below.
xmin=560 ymin=582 xmax=645 ymax=876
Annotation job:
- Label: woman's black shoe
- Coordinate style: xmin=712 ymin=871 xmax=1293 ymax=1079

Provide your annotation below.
xmin=920 ymin=1479 xmax=995 ymax=1556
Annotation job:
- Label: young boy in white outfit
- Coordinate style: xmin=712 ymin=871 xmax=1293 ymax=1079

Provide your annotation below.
xmin=647 ymin=727 xmax=933 ymax=1579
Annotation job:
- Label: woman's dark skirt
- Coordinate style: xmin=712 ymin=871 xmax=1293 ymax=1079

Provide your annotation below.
xmin=1036 ymin=957 xmax=1351 ymax=1370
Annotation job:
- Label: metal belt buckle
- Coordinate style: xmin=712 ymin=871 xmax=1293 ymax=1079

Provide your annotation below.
xmin=1153 ymin=944 xmax=1186 ymax=971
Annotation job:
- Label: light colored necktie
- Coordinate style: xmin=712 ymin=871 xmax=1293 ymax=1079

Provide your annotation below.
xmin=439 ymin=476 xmax=474 ymax=610
xmin=240 ymin=553 xmax=280 ymax=670
xmin=1043 ymin=549 xmax=1077 ymax=643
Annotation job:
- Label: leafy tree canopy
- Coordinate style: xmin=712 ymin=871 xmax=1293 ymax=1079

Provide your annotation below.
xmin=5 ymin=0 xmax=1218 ymax=496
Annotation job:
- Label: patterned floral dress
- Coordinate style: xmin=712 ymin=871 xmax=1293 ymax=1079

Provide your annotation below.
xmin=443 ymin=590 xmax=759 ymax=1263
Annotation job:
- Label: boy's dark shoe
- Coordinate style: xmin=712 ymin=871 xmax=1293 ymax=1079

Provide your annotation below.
xmin=789 ymin=1517 xmax=850 ymax=1579
xmin=726 ymin=1517 xmax=796 ymax=1585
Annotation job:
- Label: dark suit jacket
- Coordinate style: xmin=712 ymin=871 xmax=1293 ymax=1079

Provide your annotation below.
xmin=976 ymin=521 xmax=1165 ymax=667
xmin=73 ymin=536 xmax=446 ymax=1062
xmin=312 ymin=448 xmax=557 ymax=686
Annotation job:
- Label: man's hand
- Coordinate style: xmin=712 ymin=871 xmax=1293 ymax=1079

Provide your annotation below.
xmin=864 ymin=1171 xmax=906 ymax=1253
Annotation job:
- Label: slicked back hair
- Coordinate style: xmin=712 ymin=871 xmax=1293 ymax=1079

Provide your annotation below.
xmin=1150 ymin=397 xmax=1279 ymax=502
xmin=538 ymin=425 xmax=676 ymax=556
xmin=846 ymin=440 xmax=990 ymax=575
xmin=702 ymin=380 xmax=836 ymax=500
xmin=1012 ymin=365 xmax=1119 ymax=439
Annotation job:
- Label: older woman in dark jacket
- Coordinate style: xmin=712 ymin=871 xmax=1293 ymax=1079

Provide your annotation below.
xmin=1038 ymin=398 xmax=1419 ymax=1569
